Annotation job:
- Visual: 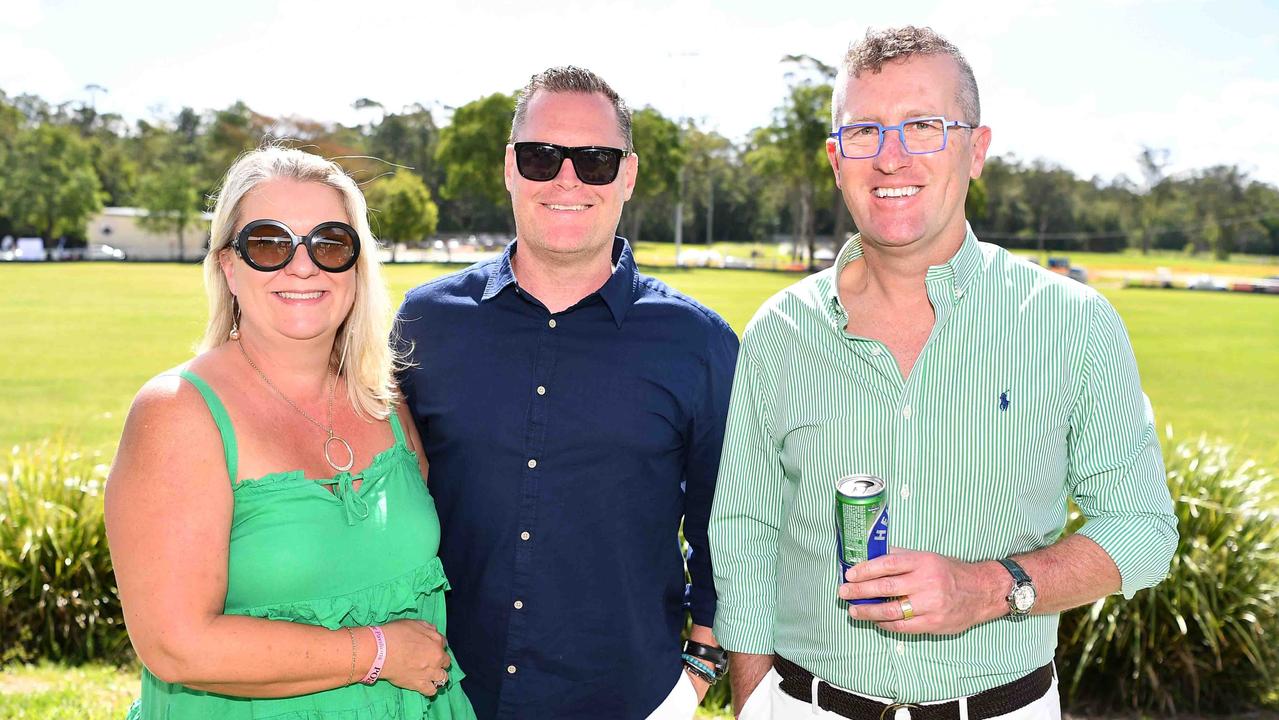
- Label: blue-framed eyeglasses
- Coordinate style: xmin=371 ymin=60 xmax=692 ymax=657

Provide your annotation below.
xmin=829 ymin=116 xmax=975 ymax=160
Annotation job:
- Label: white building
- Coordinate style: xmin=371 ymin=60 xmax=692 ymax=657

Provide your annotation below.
xmin=85 ymin=207 xmax=213 ymax=261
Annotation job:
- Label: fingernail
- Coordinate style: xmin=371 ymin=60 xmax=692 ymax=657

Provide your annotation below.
xmin=848 ymin=606 xmax=859 ymax=619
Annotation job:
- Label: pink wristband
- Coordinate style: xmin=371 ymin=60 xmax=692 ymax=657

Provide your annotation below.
xmin=359 ymin=626 xmax=386 ymax=685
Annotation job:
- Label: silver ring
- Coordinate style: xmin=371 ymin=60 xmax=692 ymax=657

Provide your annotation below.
xmin=432 ymin=678 xmax=447 ymax=689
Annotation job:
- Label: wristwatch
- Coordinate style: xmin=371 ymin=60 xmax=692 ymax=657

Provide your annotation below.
xmin=997 ymin=557 xmax=1037 ymax=617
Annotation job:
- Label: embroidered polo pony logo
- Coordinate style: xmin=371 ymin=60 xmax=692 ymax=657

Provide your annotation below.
xmin=999 ymin=390 xmax=1011 ymax=412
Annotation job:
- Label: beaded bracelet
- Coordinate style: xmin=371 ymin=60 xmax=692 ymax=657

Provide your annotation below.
xmin=681 ymin=653 xmax=718 ymax=684
xmin=360 ymin=626 xmax=387 ymax=685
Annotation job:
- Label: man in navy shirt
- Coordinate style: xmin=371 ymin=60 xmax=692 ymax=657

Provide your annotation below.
xmin=396 ymin=66 xmax=739 ymax=720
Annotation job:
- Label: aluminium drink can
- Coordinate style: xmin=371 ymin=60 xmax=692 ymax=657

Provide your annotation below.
xmin=835 ymin=474 xmax=889 ymax=605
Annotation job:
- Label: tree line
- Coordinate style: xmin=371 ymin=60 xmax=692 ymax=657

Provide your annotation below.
xmin=3 ymin=57 xmax=1278 ymax=260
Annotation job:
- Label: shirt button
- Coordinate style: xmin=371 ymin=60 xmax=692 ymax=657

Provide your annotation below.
xmin=548 ymin=319 xmax=557 ymax=329
xmin=520 ymin=531 xmax=531 ymax=541
xmin=527 ymin=459 xmax=537 ymax=469
xmin=896 ymin=641 xmax=905 ymax=656
xmin=513 ymin=600 xmax=524 ymax=610
xmin=536 ymin=386 xmax=546 ymax=396
xmin=900 ymin=485 xmax=910 ymax=499
xmin=955 ymin=287 xmax=964 ymax=299
xmin=870 ymin=346 xmax=882 ymax=356
xmin=902 ymin=405 xmax=912 ymax=420
xmin=507 ymin=665 xmax=517 ymax=674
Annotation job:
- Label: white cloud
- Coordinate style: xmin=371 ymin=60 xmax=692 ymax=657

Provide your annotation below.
xmin=0 ymin=0 xmax=45 ymax=29
xmin=0 ymin=32 xmax=74 ymax=101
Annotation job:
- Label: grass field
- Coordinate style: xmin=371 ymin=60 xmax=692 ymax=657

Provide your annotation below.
xmin=0 ymin=663 xmax=136 ymax=719
xmin=631 ymin=240 xmax=1279 ymax=278
xmin=0 ymin=259 xmax=1276 ymax=466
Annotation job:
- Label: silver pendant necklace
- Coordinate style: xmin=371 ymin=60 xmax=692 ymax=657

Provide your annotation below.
xmin=237 ymin=339 xmax=354 ymax=473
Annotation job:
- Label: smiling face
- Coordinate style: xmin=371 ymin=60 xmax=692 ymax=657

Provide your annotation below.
xmin=505 ymin=90 xmax=638 ymax=264
xmin=219 ymin=178 xmax=356 ymax=345
xmin=827 ymin=53 xmax=991 ymax=256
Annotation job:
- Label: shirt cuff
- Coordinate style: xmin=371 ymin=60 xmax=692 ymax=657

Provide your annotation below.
xmin=1075 ymin=513 xmax=1178 ymax=599
xmin=712 ymin=602 xmax=775 ymax=655
xmin=688 ymin=588 xmax=717 ymax=629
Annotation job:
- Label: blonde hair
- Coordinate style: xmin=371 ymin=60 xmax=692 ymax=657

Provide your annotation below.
xmin=199 ymin=145 xmax=398 ymax=420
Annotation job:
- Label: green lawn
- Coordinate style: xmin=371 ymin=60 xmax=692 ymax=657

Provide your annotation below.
xmin=631 ymin=240 xmax=1279 ymax=279
xmin=1012 ymin=249 xmax=1279 ymax=277
xmin=0 ymin=663 xmax=136 ymax=719
xmin=1 ymin=260 xmax=1276 ymax=466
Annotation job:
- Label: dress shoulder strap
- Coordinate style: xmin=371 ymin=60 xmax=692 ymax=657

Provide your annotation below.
xmin=388 ymin=406 xmax=408 ymax=448
xmin=177 ymin=370 xmax=240 ymax=485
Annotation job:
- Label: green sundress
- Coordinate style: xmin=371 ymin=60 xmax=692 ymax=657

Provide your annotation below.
xmin=126 ymin=370 xmax=476 ymax=719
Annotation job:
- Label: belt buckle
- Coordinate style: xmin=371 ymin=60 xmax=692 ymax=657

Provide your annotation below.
xmin=879 ymin=702 xmax=921 ymax=720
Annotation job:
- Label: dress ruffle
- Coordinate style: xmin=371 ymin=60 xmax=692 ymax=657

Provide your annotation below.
xmin=230 ymin=557 xmax=450 ymax=630
xmin=232 ymin=443 xmax=415 ymax=496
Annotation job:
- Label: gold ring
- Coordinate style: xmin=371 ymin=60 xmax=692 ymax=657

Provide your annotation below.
xmin=899 ymin=596 xmax=915 ymax=621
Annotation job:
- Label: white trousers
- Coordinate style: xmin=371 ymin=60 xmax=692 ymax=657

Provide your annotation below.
xmin=646 ymin=668 xmax=700 ymax=720
xmin=739 ymin=667 xmax=1061 ymax=720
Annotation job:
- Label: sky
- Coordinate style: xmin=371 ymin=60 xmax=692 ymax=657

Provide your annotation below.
xmin=3 ymin=0 xmax=1278 ymax=186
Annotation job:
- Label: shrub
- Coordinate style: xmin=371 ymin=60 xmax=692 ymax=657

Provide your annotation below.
xmin=1057 ymin=431 xmax=1279 ymax=713
xmin=0 ymin=439 xmax=131 ymax=665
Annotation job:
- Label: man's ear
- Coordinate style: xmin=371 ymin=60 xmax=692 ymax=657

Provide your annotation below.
xmin=622 ymin=152 xmax=639 ymax=202
xmin=504 ymin=144 xmax=516 ymax=193
xmin=969 ymin=126 xmax=992 ymax=179
xmin=826 ymin=138 xmax=842 ymax=189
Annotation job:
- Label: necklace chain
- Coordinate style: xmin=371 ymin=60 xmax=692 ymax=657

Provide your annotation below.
xmin=236 ymin=339 xmax=353 ymax=472
xmin=237 ymin=339 xmax=335 ymax=436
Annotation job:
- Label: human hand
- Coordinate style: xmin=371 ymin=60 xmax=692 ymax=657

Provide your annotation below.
xmin=377 ymin=619 xmax=452 ymax=696
xmin=838 ymin=549 xmax=1006 ymax=635
xmin=686 ymin=667 xmax=710 ymax=702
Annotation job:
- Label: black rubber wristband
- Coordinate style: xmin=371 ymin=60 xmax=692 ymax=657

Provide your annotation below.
xmin=682 ymin=640 xmax=729 ymax=674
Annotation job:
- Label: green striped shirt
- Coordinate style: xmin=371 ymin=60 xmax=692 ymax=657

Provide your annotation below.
xmin=709 ymin=227 xmax=1177 ymax=701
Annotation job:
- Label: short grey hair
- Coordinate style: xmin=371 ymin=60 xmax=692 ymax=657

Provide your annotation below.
xmin=510 ymin=66 xmax=633 ymax=151
xmin=832 ymin=26 xmax=981 ymax=129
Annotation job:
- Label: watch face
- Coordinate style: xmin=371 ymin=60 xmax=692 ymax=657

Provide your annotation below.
xmin=1012 ymin=584 xmax=1036 ymax=612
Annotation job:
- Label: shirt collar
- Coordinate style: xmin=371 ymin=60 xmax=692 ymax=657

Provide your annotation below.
xmin=923 ymin=223 xmax=984 ymax=293
xmin=481 ymin=237 xmax=638 ymax=328
xmin=826 ymin=223 xmax=985 ymax=318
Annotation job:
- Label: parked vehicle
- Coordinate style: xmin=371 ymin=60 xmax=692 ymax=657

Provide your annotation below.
xmin=1046 ymin=256 xmax=1089 ymax=284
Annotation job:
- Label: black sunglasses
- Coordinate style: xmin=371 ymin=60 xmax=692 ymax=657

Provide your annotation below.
xmin=512 ymin=142 xmax=631 ymax=186
xmin=233 ymin=219 xmax=361 ymax=273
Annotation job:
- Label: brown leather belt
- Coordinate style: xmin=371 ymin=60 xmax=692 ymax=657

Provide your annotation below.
xmin=774 ymin=655 xmax=1054 ymax=720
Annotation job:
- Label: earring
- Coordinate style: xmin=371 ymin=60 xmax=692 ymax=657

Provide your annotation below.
xmin=229 ymin=297 xmax=241 ymax=341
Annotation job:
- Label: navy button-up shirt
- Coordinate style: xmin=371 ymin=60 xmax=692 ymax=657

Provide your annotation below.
xmin=396 ymin=238 xmax=738 ymax=720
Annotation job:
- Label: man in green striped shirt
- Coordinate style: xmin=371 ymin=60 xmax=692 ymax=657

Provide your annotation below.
xmin=709 ymin=27 xmax=1178 ymax=720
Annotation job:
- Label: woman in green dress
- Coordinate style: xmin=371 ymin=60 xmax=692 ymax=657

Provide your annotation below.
xmin=105 ymin=146 xmax=476 ymax=719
